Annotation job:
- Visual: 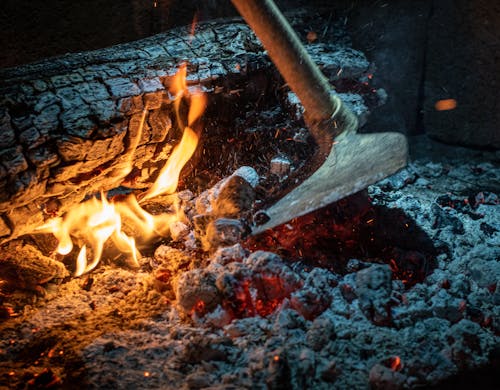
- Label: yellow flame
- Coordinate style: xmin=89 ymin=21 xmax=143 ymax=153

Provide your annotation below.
xmin=118 ymin=108 xmax=146 ymax=179
xmin=36 ymin=64 xmax=204 ymax=276
xmin=141 ymin=126 xmax=198 ymax=201
xmin=141 ymin=64 xmax=206 ymax=201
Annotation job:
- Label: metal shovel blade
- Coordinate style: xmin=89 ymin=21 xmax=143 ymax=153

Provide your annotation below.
xmin=230 ymin=0 xmax=409 ymax=234
xmin=252 ymin=131 xmax=408 ymax=235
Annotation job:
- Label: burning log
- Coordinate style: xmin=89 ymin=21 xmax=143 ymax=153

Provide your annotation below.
xmin=0 ymin=13 xmax=379 ymax=246
xmin=0 ymin=21 xmax=272 ymax=243
xmin=0 ymin=8 xmax=388 ymax=293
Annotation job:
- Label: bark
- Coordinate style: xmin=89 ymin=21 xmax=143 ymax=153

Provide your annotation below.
xmin=0 ymin=20 xmax=270 ymax=242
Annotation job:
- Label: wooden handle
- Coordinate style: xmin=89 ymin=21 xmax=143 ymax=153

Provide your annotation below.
xmin=231 ymin=0 xmax=358 ymax=152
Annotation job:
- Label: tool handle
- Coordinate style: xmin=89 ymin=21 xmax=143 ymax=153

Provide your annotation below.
xmin=231 ymin=0 xmax=357 ymax=139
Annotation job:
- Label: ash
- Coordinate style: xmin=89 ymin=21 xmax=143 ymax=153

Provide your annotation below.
xmin=1 ymin=137 xmax=498 ymax=389
xmin=0 ymin=12 xmax=499 ymax=389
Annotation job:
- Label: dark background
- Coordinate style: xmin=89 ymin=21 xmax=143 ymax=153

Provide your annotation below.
xmin=1 ymin=0 xmax=498 ymax=148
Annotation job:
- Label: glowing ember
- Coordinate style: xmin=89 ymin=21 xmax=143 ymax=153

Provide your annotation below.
xmin=390 ymin=356 xmax=402 ymax=371
xmin=434 ymin=98 xmax=457 ymax=111
xmin=36 ymin=65 xmax=205 ymax=275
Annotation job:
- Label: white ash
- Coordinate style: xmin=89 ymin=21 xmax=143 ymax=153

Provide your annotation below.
xmin=0 ymin=137 xmax=498 ymax=389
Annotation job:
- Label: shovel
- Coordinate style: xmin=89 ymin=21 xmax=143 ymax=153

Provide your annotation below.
xmin=231 ymin=0 xmax=408 ymax=235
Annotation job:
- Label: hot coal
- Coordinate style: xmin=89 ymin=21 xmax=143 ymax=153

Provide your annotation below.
xmin=246 ymin=191 xmax=436 ymax=287
xmin=0 ymin=11 xmax=498 ymax=388
xmin=1 ymin=139 xmax=498 ymax=389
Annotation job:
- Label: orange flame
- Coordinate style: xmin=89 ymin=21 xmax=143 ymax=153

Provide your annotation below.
xmin=36 ymin=65 xmax=204 ymax=276
xmin=142 ymin=64 xmax=206 ymax=201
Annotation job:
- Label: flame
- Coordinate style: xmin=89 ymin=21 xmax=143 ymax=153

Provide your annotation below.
xmin=36 ymin=64 xmax=204 ymax=276
xmin=142 ymin=64 xmax=206 ymax=201
xmin=118 ymin=108 xmax=146 ymax=179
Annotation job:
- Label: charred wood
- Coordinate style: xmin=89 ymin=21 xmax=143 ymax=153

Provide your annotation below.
xmin=0 ymin=21 xmax=272 ymax=243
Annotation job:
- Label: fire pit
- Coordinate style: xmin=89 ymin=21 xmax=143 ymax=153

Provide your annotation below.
xmin=0 ymin=3 xmax=499 ymax=389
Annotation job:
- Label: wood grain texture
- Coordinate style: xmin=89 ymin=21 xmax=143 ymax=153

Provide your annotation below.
xmin=0 ymin=20 xmax=269 ymax=241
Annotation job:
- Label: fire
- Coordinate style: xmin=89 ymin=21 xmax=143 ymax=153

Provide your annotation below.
xmin=142 ymin=64 xmax=206 ymax=201
xmin=390 ymin=356 xmax=402 ymax=371
xmin=36 ymin=65 xmax=204 ymax=276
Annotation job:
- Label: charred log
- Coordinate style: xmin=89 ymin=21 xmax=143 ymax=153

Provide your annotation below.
xmin=0 ymin=12 xmax=375 ymax=245
xmin=0 ymin=21 xmax=272 ymax=243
